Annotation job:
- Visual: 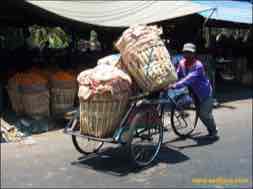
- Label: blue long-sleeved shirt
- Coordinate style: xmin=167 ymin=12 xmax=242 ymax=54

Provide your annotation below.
xmin=174 ymin=58 xmax=212 ymax=103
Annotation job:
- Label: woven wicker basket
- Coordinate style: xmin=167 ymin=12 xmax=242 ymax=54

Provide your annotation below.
xmin=116 ymin=25 xmax=177 ymax=92
xmin=22 ymin=89 xmax=50 ymax=119
xmin=80 ymin=92 xmax=129 ymax=138
xmin=6 ymin=86 xmax=24 ymax=115
xmin=122 ymin=41 xmax=177 ymax=92
xmin=7 ymin=77 xmax=24 ymax=114
xmin=51 ymin=88 xmax=77 ymax=115
xmin=50 ymin=79 xmax=77 ymax=115
xmin=51 ymin=80 xmax=77 ymax=89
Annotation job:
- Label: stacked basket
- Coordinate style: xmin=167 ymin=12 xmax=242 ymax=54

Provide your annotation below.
xmin=79 ymin=93 xmax=130 ymax=138
xmin=116 ymin=25 xmax=177 ymax=92
xmin=6 ymin=71 xmax=50 ymax=119
xmin=50 ymin=71 xmax=77 ymax=115
xmin=21 ymin=84 xmax=50 ymax=119
xmin=6 ymin=76 xmax=24 ymax=115
xmin=77 ymin=64 xmax=132 ymax=138
xmin=78 ymin=25 xmax=178 ymax=138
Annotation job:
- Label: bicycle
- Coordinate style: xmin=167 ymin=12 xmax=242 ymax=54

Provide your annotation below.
xmin=64 ymin=87 xmax=199 ymax=167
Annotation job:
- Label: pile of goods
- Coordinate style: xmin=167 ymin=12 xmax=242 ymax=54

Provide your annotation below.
xmin=26 ymin=25 xmax=71 ymax=50
xmin=47 ymin=27 xmax=71 ymax=49
xmin=7 ymin=67 xmax=77 ymax=118
xmin=7 ymin=69 xmax=50 ymax=119
xmin=77 ymin=64 xmax=132 ymax=138
xmin=97 ymin=54 xmax=139 ymax=94
xmin=115 ymin=25 xmax=177 ymax=92
xmin=76 ymin=30 xmax=101 ymax=53
xmin=1 ymin=119 xmax=24 ymax=143
xmin=77 ymin=39 xmax=90 ymax=53
xmin=76 ymin=25 xmax=178 ymax=138
xmin=50 ymin=70 xmax=77 ymax=115
xmin=97 ymin=54 xmax=122 ymax=69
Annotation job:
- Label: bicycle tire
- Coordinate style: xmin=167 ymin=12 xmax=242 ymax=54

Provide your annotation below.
xmin=170 ymin=93 xmax=199 ymax=137
xmin=127 ymin=106 xmax=163 ymax=167
xmin=69 ymin=118 xmax=103 ymax=155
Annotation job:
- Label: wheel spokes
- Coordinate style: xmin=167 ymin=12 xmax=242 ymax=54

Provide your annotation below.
xmin=131 ymin=126 xmax=162 ymax=165
xmin=173 ymin=108 xmax=198 ymax=135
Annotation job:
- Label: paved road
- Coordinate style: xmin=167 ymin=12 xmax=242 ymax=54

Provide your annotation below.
xmin=1 ymin=98 xmax=252 ymax=188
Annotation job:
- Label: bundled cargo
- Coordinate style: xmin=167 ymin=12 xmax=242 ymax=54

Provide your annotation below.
xmin=97 ymin=54 xmax=140 ymax=95
xmin=97 ymin=54 xmax=123 ymax=69
xmin=77 ymin=64 xmax=132 ymax=138
xmin=50 ymin=70 xmax=77 ymax=115
xmin=116 ymin=25 xmax=177 ymax=92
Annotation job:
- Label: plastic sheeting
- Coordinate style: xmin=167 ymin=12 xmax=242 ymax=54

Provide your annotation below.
xmin=27 ymin=1 xmax=213 ymax=27
xmin=195 ymin=0 xmax=252 ymax=24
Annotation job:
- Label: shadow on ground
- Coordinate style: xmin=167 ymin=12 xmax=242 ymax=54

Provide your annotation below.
xmin=71 ymin=132 xmax=219 ymax=177
xmin=162 ymin=131 xmax=219 ymax=149
xmin=71 ymin=144 xmax=190 ymax=177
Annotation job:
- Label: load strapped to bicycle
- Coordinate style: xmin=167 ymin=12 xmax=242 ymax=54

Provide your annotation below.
xmin=64 ymin=25 xmax=199 ymax=167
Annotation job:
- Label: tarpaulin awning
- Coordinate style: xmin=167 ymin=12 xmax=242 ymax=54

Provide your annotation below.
xmin=194 ymin=0 xmax=252 ymax=24
xmin=27 ymin=1 xmax=214 ymax=27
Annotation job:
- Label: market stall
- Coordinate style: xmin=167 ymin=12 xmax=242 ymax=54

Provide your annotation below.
xmin=195 ymin=0 xmax=252 ymax=87
xmin=1 ymin=0 xmax=215 ymax=140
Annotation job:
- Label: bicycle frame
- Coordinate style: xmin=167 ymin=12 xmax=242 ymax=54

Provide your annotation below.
xmin=64 ymin=88 xmax=192 ymax=145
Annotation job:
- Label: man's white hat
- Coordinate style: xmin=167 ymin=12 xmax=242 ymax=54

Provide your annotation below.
xmin=182 ymin=43 xmax=196 ymax=53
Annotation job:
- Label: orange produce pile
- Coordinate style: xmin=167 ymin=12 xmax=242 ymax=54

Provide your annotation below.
xmin=9 ymin=68 xmax=77 ymax=86
xmin=11 ymin=70 xmax=48 ymax=86
xmin=51 ymin=71 xmax=76 ymax=81
xmin=29 ymin=67 xmax=52 ymax=79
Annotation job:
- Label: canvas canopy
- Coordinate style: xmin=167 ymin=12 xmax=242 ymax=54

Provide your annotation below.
xmin=27 ymin=1 xmax=214 ymax=27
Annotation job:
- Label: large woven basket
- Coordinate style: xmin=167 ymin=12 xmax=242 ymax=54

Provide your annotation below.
xmin=51 ymin=88 xmax=77 ymax=115
xmin=51 ymin=79 xmax=77 ymax=89
xmin=122 ymin=40 xmax=177 ymax=92
xmin=6 ymin=78 xmax=24 ymax=115
xmin=6 ymin=86 xmax=24 ymax=115
xmin=80 ymin=92 xmax=129 ymax=138
xmin=21 ymin=85 xmax=50 ymax=119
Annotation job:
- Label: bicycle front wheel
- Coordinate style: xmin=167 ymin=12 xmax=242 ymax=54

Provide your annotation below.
xmin=171 ymin=100 xmax=199 ymax=137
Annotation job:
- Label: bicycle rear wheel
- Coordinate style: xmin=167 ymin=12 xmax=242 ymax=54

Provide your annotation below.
xmin=69 ymin=118 xmax=104 ymax=155
xmin=127 ymin=106 xmax=163 ymax=167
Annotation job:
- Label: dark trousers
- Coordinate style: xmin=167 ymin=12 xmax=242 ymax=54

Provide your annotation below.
xmin=198 ymin=95 xmax=217 ymax=134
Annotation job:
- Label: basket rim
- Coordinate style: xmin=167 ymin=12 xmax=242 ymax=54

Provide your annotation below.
xmin=79 ymin=98 xmax=127 ymax=103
